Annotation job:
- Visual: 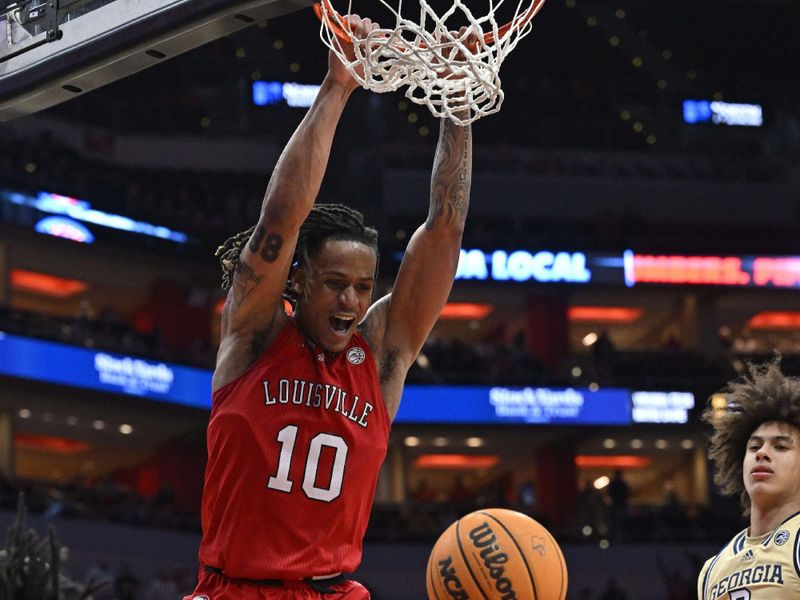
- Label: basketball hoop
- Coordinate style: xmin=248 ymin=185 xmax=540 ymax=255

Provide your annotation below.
xmin=313 ymin=0 xmax=547 ymax=125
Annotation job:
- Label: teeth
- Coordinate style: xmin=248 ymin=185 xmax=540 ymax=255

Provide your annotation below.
xmin=330 ymin=315 xmax=354 ymax=333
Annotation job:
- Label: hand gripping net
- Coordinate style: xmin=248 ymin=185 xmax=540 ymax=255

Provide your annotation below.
xmin=314 ymin=0 xmax=547 ymax=125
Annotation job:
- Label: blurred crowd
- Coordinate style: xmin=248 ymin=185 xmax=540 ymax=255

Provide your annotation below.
xmin=0 ymin=471 xmax=198 ymax=533
xmin=0 ymin=129 xmax=262 ymax=243
xmin=0 ymin=304 xmax=217 ymax=368
xmin=1 ymin=122 xmax=790 ymax=262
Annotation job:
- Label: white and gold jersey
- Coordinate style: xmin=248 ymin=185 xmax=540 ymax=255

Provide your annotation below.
xmin=698 ymin=511 xmax=800 ymax=599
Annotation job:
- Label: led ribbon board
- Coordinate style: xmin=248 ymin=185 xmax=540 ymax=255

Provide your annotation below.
xmin=395 ymin=385 xmax=632 ymax=425
xmin=0 ymin=332 xmax=212 ymax=408
xmin=1 ymin=188 xmax=188 ymax=243
xmin=0 ymin=333 xmax=693 ymax=423
xmin=447 ymin=249 xmax=800 ymax=289
xmin=622 ymin=251 xmax=800 ymax=288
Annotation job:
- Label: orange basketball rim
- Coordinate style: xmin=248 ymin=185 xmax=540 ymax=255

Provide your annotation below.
xmin=312 ymin=0 xmax=548 ymax=49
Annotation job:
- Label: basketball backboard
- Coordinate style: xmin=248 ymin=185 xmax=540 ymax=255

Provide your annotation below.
xmin=0 ymin=0 xmax=314 ymax=121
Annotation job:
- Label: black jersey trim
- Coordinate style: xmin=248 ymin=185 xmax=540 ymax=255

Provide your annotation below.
xmin=733 ymin=531 xmax=747 ymax=555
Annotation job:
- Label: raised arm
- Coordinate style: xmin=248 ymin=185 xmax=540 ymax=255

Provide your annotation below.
xmin=223 ymin=66 xmax=359 ymax=334
xmin=214 ymin=17 xmax=373 ymax=389
xmin=363 ymin=117 xmax=472 ymax=416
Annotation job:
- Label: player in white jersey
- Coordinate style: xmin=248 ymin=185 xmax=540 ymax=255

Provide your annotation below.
xmin=698 ymin=360 xmax=800 ymax=599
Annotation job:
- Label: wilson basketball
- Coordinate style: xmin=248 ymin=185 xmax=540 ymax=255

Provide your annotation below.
xmin=426 ymin=508 xmax=567 ymax=600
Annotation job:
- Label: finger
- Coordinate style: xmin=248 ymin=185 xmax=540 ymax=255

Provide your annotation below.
xmin=345 ymin=13 xmax=362 ymax=32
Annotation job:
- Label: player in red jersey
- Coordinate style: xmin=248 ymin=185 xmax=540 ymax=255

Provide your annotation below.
xmin=184 ymin=14 xmax=473 ymax=600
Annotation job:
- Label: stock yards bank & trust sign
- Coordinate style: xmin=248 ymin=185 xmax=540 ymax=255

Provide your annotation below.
xmin=489 ymin=387 xmax=585 ymax=421
xmin=93 ymin=352 xmax=175 ymax=395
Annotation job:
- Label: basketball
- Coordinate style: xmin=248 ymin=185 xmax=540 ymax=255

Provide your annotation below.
xmin=426 ymin=508 xmax=567 ymax=600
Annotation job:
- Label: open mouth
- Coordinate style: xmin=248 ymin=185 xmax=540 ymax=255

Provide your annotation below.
xmin=329 ymin=315 xmax=355 ymax=334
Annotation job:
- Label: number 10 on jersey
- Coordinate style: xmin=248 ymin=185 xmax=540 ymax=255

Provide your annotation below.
xmin=267 ymin=425 xmax=349 ymax=502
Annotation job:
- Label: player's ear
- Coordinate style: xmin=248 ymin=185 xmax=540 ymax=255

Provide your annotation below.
xmin=290 ymin=266 xmax=304 ymax=295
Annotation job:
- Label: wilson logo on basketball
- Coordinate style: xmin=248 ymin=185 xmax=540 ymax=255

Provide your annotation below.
xmin=437 ymin=556 xmax=468 ymax=599
xmin=469 ymin=522 xmax=518 ymax=599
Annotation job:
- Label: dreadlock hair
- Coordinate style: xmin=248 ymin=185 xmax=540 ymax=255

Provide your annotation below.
xmin=702 ymin=358 xmax=800 ymax=516
xmin=215 ymin=204 xmax=379 ymax=306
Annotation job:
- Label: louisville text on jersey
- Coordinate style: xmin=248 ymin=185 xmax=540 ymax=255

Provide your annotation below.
xmin=262 ymin=378 xmax=374 ymax=427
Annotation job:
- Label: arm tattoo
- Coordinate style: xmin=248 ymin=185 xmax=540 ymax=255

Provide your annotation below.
xmin=232 ymin=257 xmax=263 ymax=304
xmin=248 ymin=225 xmax=284 ymax=263
xmin=426 ymin=120 xmax=472 ymax=230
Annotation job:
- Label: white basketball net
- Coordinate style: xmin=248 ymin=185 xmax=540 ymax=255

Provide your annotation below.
xmin=316 ymin=0 xmax=547 ymax=125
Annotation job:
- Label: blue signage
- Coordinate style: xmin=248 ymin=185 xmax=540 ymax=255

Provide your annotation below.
xmin=252 ymin=81 xmax=321 ymax=108
xmin=0 ymin=189 xmax=188 ymax=244
xmin=456 ymin=249 xmax=592 ymax=283
xmin=2 ymin=333 xmax=688 ymax=426
xmin=34 ymin=216 xmax=95 ymax=243
xmin=683 ymin=99 xmax=713 ymax=124
xmin=396 ymin=385 xmax=631 ymax=425
xmin=0 ymin=332 xmax=211 ymax=409
xmin=683 ymin=99 xmax=763 ymax=127
xmin=253 ymin=81 xmax=284 ymax=106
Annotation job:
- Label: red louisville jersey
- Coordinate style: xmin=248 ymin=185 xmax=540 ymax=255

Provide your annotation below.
xmin=198 ymin=319 xmax=390 ymax=580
